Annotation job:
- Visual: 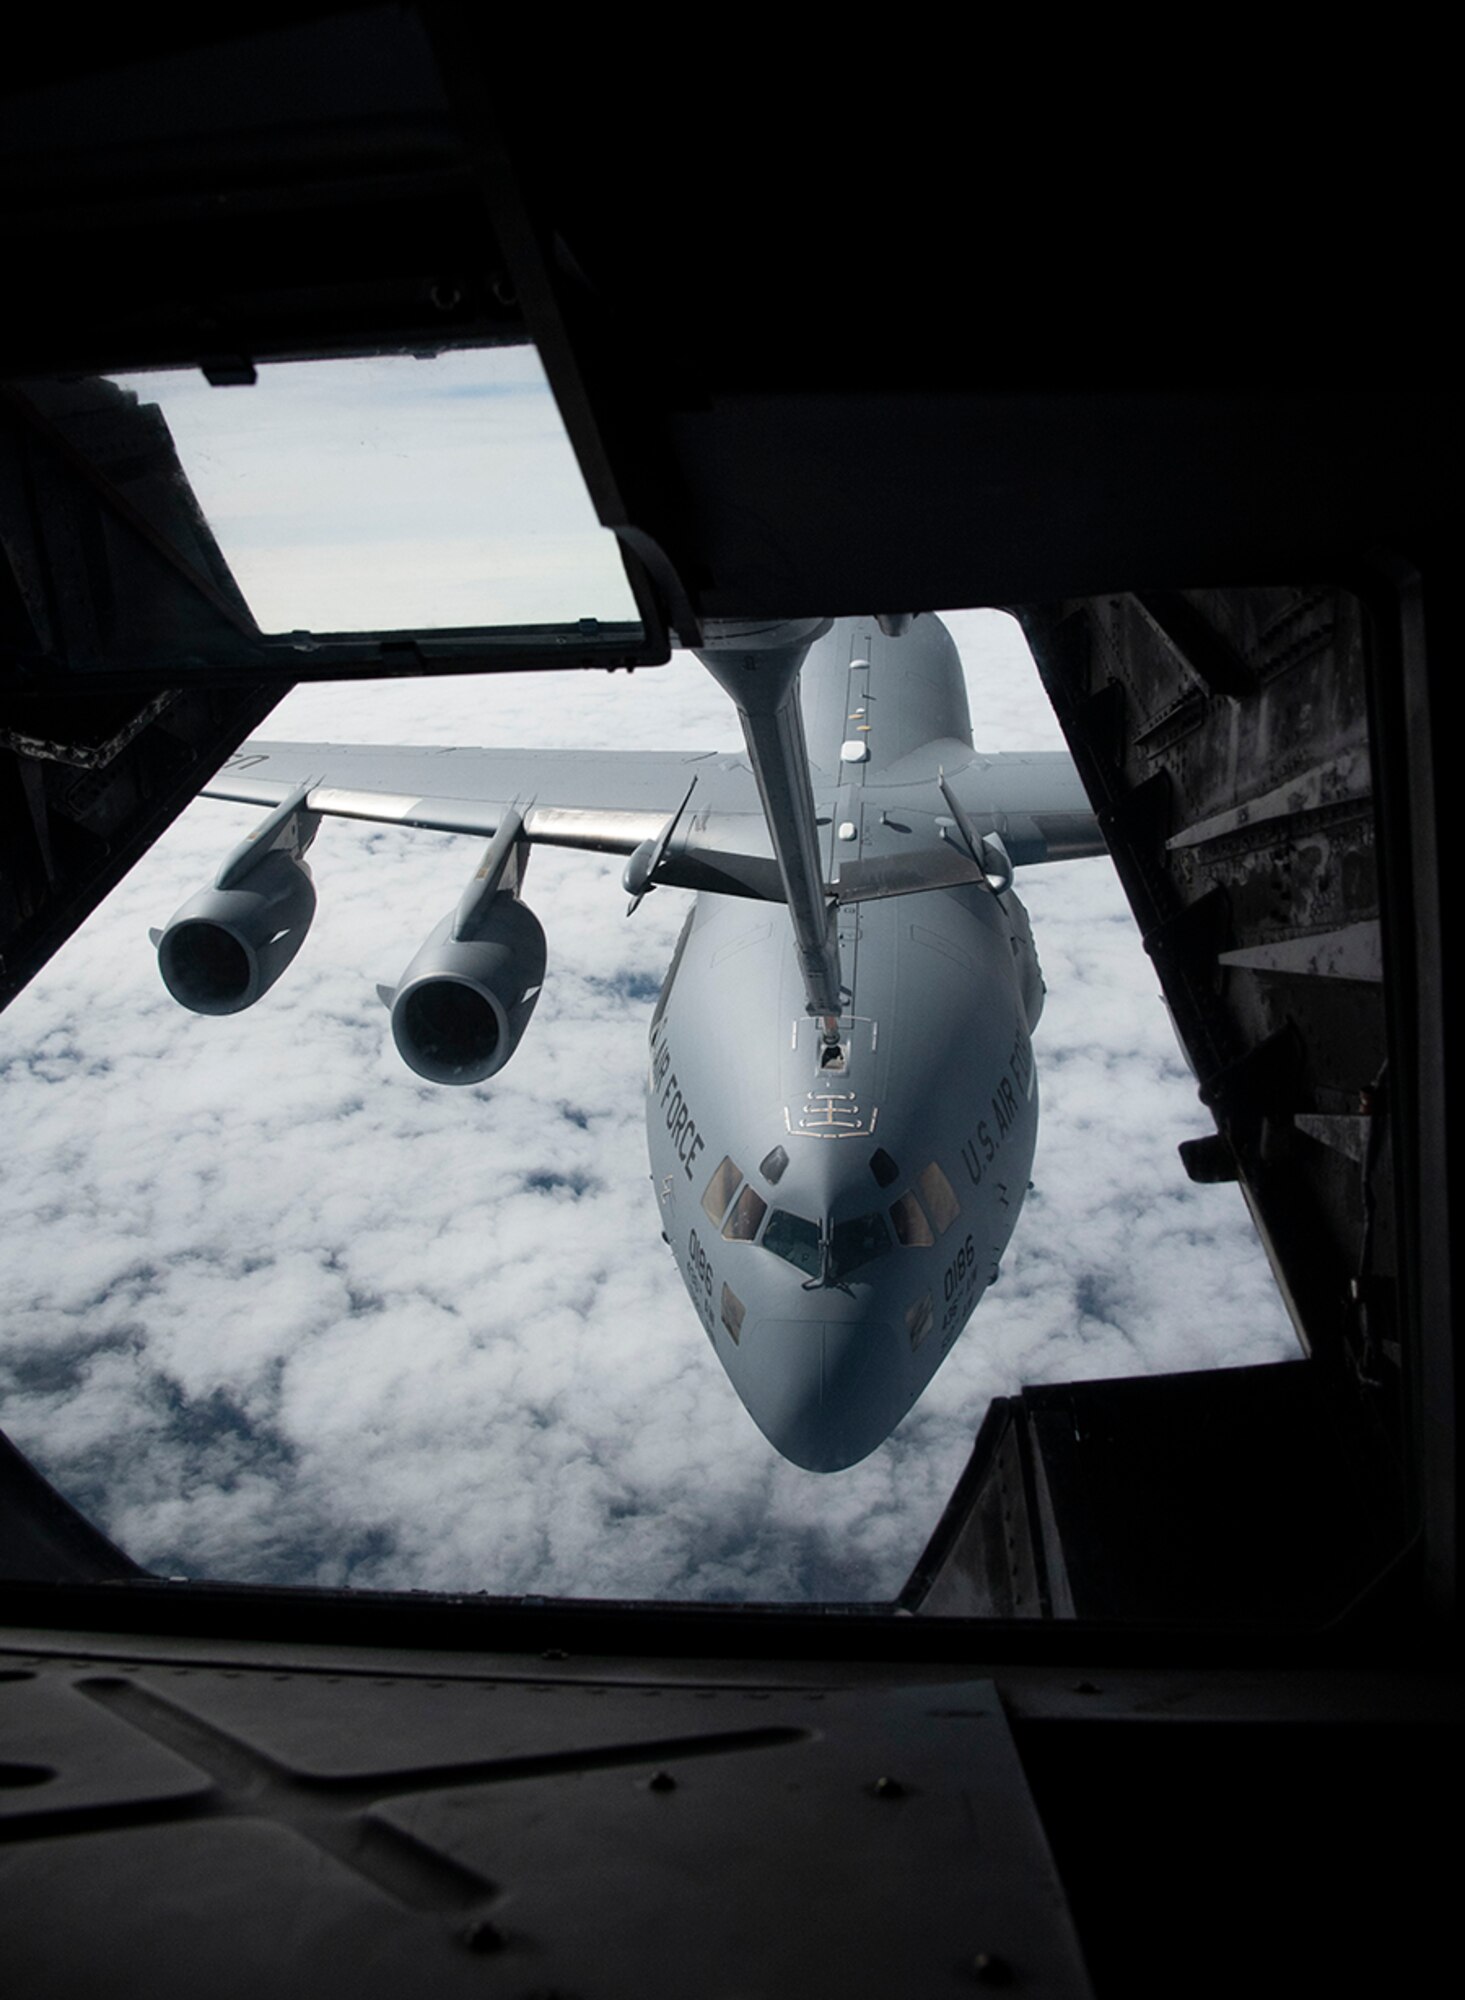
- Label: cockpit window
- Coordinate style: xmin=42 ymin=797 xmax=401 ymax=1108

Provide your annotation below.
xmin=723 ymin=1184 xmax=768 ymax=1242
xmin=889 ymin=1191 xmax=935 ymax=1247
xmin=760 ymin=1145 xmax=790 ymax=1186
xmin=906 ymin=1293 xmax=934 ymax=1349
xmin=869 ymin=1148 xmax=900 ymax=1188
xmin=763 ymin=1209 xmax=820 ymax=1279
xmin=701 ymin=1155 xmax=743 ymax=1225
xmin=720 ymin=1283 xmax=746 ymax=1344
xmin=917 ymin=1162 xmax=961 ymax=1234
xmin=830 ymin=1210 xmax=893 ymax=1281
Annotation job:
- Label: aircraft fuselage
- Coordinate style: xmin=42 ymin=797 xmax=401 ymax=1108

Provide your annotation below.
xmin=645 ymin=617 xmax=1042 ymax=1471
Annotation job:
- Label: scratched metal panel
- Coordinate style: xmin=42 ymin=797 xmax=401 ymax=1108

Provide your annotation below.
xmin=0 ymin=1655 xmax=1091 ymax=1998
xmin=1019 ymin=588 xmax=1395 ymax=1406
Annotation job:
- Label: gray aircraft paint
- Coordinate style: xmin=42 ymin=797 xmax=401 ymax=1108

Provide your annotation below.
xmin=163 ymin=613 xmax=1099 ymax=1478
xmin=645 ymin=616 xmax=1045 ymax=1470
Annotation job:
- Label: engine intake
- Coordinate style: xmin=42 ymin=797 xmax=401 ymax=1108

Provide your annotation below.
xmin=157 ymin=850 xmax=317 ymax=1015
xmin=389 ymin=894 xmax=546 ymax=1084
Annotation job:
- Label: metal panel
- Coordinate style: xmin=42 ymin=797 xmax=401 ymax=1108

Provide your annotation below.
xmin=0 ymin=1651 xmax=1091 ymax=1998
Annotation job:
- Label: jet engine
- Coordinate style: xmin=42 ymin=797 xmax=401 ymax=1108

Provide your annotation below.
xmin=154 ymin=784 xmax=320 ymax=1015
xmin=388 ymin=895 xmax=546 ymax=1085
xmin=385 ymin=809 xmax=546 ymax=1085
xmin=157 ymin=851 xmax=317 ymax=1015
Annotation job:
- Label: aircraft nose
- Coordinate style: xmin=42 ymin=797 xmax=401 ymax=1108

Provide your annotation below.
xmin=736 ymin=1313 xmax=902 ymax=1471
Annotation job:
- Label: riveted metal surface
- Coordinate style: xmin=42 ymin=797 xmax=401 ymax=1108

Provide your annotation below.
xmin=0 ymin=1653 xmax=1091 ymax=1998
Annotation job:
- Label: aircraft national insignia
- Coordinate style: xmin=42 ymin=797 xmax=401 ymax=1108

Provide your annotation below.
xmin=787 ymin=1090 xmax=879 ymax=1139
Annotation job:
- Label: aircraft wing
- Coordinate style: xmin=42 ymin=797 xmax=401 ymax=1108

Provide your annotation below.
xmin=206 ymin=741 xmax=764 ymax=852
xmin=939 ymin=750 xmax=1107 ymax=865
xmin=202 ymin=739 xmax=1103 ymax=900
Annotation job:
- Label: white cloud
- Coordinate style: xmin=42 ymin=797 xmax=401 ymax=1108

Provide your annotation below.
xmin=110 ymin=351 xmax=637 ymax=630
xmin=0 ymin=612 xmax=1295 ymax=1598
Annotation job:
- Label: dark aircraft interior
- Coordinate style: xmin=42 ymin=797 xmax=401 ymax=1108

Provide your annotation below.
xmin=1 ymin=13 xmax=1459 ymax=1995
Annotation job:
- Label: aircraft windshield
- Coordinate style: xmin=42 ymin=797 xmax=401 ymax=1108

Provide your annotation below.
xmin=763 ymin=1208 xmax=895 ymax=1283
xmin=829 ymin=1211 xmax=893 ymax=1282
xmin=763 ymin=1209 xmax=820 ymax=1279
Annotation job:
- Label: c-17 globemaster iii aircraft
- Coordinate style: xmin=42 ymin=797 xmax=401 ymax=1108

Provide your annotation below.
xmin=152 ymin=615 xmax=1103 ymax=1470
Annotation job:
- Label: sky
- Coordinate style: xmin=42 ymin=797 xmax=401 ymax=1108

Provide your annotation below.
xmin=0 ymin=610 xmax=1296 ymax=1603
xmin=113 ymin=350 xmax=638 ymax=631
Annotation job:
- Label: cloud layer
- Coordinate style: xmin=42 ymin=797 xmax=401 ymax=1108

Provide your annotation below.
xmin=0 ymin=613 xmax=1294 ymax=1600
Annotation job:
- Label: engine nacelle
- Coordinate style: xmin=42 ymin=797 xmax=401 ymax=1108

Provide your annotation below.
xmin=157 ymin=851 xmax=317 ymax=1016
xmin=389 ymin=894 xmax=547 ymax=1085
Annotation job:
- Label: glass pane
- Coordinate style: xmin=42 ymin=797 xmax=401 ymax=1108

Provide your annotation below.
xmin=906 ymin=1294 xmax=934 ymax=1350
xmin=918 ymin=1162 xmax=961 ymax=1235
xmin=720 ymin=1283 xmax=745 ymax=1344
xmin=763 ymin=1210 xmax=821 ymax=1280
xmin=107 ymin=349 xmax=639 ymax=633
xmin=701 ymin=1156 xmax=743 ymax=1225
xmin=759 ymin=1145 xmax=790 ymax=1185
xmin=830 ymin=1210 xmax=892 ymax=1281
xmin=723 ymin=1184 xmax=768 ymax=1243
xmin=889 ymin=1192 xmax=934 ymax=1248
